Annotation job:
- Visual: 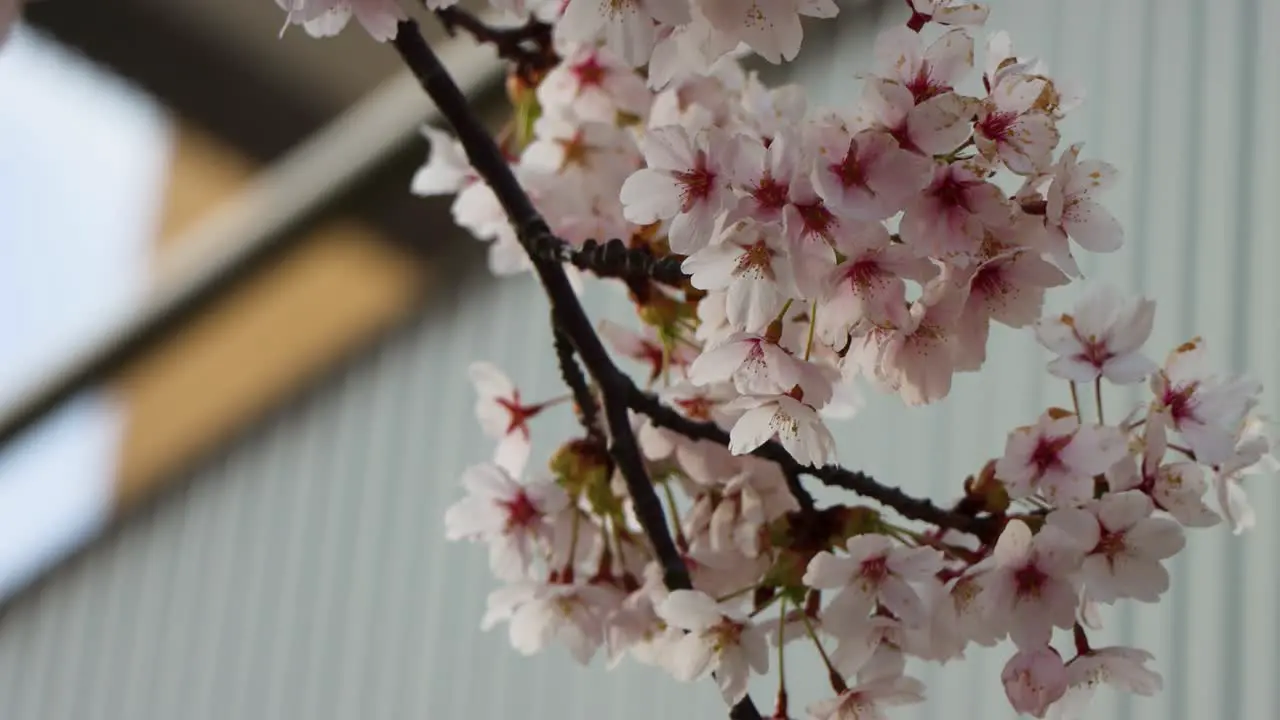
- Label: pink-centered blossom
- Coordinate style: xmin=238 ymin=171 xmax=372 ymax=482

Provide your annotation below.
xmin=980 ymin=520 xmax=1082 ymax=649
xmin=1107 ymin=416 xmax=1222 ymax=528
xmin=444 ymin=463 xmax=570 ymax=580
xmin=900 ymin=161 xmax=1014 ymax=264
xmin=809 ymin=124 xmax=933 ymax=222
xmin=599 ymin=319 xmax=696 ymax=385
xmin=682 ymin=219 xmax=798 ymax=333
xmin=1047 ymin=491 xmax=1185 ymax=604
xmin=655 ymin=590 xmax=769 ymax=704
xmin=1002 ymin=646 xmax=1069 ymax=718
xmin=536 ymin=45 xmax=653 ymax=122
xmin=621 ymin=125 xmax=744 ymax=253
xmin=1211 ymin=415 xmax=1278 ymax=534
xmin=856 ymin=78 xmax=977 ymax=157
xmin=1042 ymin=143 xmax=1123 ymax=276
xmin=975 ymin=71 xmax=1060 ymax=175
xmin=874 ymin=26 xmax=975 ymax=104
xmin=996 ymin=411 xmax=1127 ymax=507
xmin=724 ymin=393 xmax=836 ymax=466
xmin=1034 ymin=285 xmax=1157 ymax=385
xmin=689 ymin=332 xmax=830 ymax=400
xmin=803 ymin=534 xmax=945 ymax=627
xmin=818 ymin=221 xmax=936 ymax=343
xmin=468 ymin=361 xmax=552 ymax=475
xmin=1149 ymin=337 xmax=1262 ymax=466
xmin=954 ymin=248 xmax=1069 ymax=371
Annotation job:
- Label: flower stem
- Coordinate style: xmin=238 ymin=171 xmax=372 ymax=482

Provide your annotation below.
xmin=715 ymin=583 xmax=760 ymax=604
xmin=775 ymin=597 xmax=789 ymax=718
xmin=661 ymin=481 xmax=687 ymax=548
xmin=1094 ymin=378 xmax=1105 ymax=425
xmin=801 ymin=612 xmax=847 ymax=693
xmin=804 ymin=300 xmax=818 ymax=361
xmin=1070 ymin=381 xmax=1082 ymax=417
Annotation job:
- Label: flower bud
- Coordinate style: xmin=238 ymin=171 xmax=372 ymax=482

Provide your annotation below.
xmin=1002 ymin=646 xmax=1068 ymax=718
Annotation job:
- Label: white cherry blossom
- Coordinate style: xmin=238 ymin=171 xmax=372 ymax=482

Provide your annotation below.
xmin=655 ymin=590 xmax=770 ymax=704
xmin=1034 ymin=285 xmax=1156 ymax=385
xmin=980 ymin=520 xmax=1082 ymax=649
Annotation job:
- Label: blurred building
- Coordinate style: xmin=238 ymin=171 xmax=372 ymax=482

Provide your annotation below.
xmin=0 ymin=1 xmax=1276 ymax=719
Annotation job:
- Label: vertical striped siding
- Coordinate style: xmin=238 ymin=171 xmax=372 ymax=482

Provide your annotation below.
xmin=1 ymin=2 xmax=1278 ymax=718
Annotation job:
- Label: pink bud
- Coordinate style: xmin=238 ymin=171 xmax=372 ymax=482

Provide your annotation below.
xmin=1002 ymin=646 xmax=1068 ymax=718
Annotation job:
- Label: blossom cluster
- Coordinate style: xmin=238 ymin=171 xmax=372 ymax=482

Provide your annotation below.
xmin=275 ymin=0 xmax=1275 ymax=718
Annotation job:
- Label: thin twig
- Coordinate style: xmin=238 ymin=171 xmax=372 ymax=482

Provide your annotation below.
xmin=553 ymin=325 xmax=605 ymax=445
xmin=433 ymin=6 xmax=556 ymax=78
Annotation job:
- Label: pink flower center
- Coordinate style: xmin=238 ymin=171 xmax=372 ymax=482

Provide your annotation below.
xmin=571 ymin=54 xmax=607 ymax=88
xmin=832 ymin=142 xmax=868 ymax=190
xmin=501 ymin=490 xmax=540 ymax=531
xmin=971 ymin=262 xmax=1010 ymax=299
xmin=860 ymin=555 xmax=889 ymax=584
xmin=1161 ymin=382 xmax=1199 ymax=425
xmin=497 ymin=393 xmax=542 ymax=438
xmin=795 ymin=199 xmax=836 ymax=240
xmin=843 ymin=259 xmax=885 ymax=290
xmin=673 ymin=153 xmax=716 ymax=212
xmin=1096 ymin=530 xmax=1127 ymax=563
xmin=1013 ymin=562 xmax=1048 ymax=599
xmin=930 ymin=173 xmax=974 ymax=211
xmin=906 ymin=65 xmax=949 ymax=104
xmin=978 ymin=109 xmax=1019 ymax=141
xmin=1029 ymin=434 xmax=1072 ymax=476
xmin=751 ymin=174 xmax=790 ymax=212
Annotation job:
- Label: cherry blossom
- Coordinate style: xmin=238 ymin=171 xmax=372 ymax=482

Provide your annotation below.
xmin=699 ymin=0 xmax=839 ymax=64
xmin=410 ymin=125 xmax=477 ymax=197
xmin=804 ymin=535 xmax=945 ymax=627
xmin=1042 ymin=143 xmax=1124 ymax=276
xmin=975 ymin=71 xmax=1060 ymax=175
xmin=809 ymin=125 xmax=933 ymax=222
xmin=621 ymin=125 xmax=743 ymax=253
xmin=599 ymin=319 xmax=697 ymax=385
xmin=444 ymin=463 xmax=570 ymax=580
xmin=468 ymin=361 xmax=547 ymax=474
xmin=1047 ymin=646 xmax=1162 ymax=720
xmin=995 ymin=410 xmax=1127 ymax=507
xmin=1002 ymin=646 xmax=1068 ymax=718
xmin=276 ymin=0 xmax=408 ymax=42
xmin=863 ymin=269 xmax=973 ymax=406
xmin=655 ymin=590 xmax=769 ymax=704
xmin=682 ymin=219 xmax=798 ymax=333
xmin=856 ymin=78 xmax=977 ymax=158
xmin=1149 ymin=337 xmax=1263 ymax=465
xmin=806 ymin=673 xmax=927 ymax=720
xmin=1034 ymin=285 xmax=1157 ymax=385
xmin=1107 ymin=417 xmax=1221 ymax=528
xmin=557 ymin=0 xmax=691 ymax=67
xmin=899 ymin=161 xmax=1013 ymax=264
xmin=874 ymin=26 xmax=975 ymax=104
xmin=1046 ymin=491 xmax=1185 ymax=604
xmin=536 ymin=46 xmax=654 ymax=122
xmin=980 ymin=520 xmax=1082 ymax=649
xmin=724 ymin=393 xmax=836 ymax=466
xmin=1211 ymin=416 xmax=1278 ymax=534
xmin=818 ymin=221 xmax=936 ymax=342
xmin=481 ymin=580 xmax=624 ymax=664
xmin=954 ymin=248 xmax=1069 ymax=371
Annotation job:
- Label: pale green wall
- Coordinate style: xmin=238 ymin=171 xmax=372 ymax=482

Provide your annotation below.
xmin=1 ymin=1 xmax=1277 ymax=718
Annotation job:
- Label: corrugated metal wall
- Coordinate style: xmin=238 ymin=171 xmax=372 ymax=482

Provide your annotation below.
xmin=2 ymin=0 xmax=1277 ymax=717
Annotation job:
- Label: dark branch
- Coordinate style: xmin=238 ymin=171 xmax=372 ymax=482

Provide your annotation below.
xmin=433 ymin=6 xmax=555 ymax=77
xmin=553 ymin=324 xmax=605 ymax=446
xmin=626 ymin=387 xmax=1002 ymax=543
xmin=527 ymin=235 xmax=688 ymax=286
xmin=391 ymin=20 xmax=762 ymax=719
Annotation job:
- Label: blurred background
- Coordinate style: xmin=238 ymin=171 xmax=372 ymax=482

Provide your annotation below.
xmin=0 ymin=1 xmax=1275 ymax=718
